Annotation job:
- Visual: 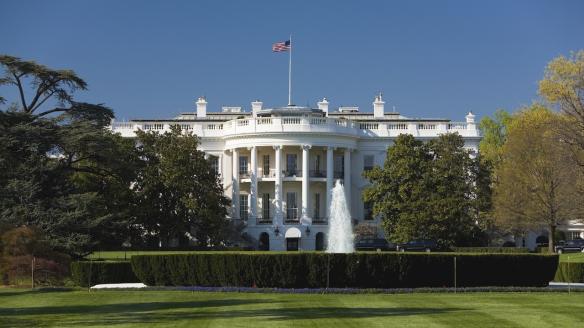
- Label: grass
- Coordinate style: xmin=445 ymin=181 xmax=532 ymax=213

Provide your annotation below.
xmin=1 ymin=289 xmax=583 ymax=327
xmin=559 ymin=252 xmax=584 ymax=263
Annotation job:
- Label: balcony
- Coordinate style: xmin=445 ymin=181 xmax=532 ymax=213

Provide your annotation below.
xmin=312 ymin=217 xmax=328 ymax=225
xmin=283 ymin=169 xmax=302 ymax=177
xmin=260 ymin=168 xmax=277 ymax=178
xmin=256 ymin=216 xmax=272 ymax=225
xmin=309 ymin=170 xmax=326 ymax=178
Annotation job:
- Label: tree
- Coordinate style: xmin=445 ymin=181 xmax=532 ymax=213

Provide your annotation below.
xmin=132 ymin=126 xmax=229 ymax=247
xmin=478 ymin=109 xmax=513 ymax=170
xmin=0 ymin=55 xmax=135 ymax=258
xmin=363 ymin=133 xmax=485 ymax=248
xmin=493 ymin=105 xmax=584 ymax=252
xmin=539 ymin=50 xmax=584 ymax=168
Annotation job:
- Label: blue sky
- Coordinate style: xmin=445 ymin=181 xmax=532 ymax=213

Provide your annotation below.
xmin=1 ymin=0 xmax=583 ymax=121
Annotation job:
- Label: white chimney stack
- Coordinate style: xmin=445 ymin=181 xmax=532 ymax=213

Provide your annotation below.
xmin=196 ymin=96 xmax=207 ymax=118
xmin=251 ymin=100 xmax=263 ymax=117
xmin=373 ymin=93 xmax=385 ymax=118
xmin=317 ymin=97 xmax=329 ymax=116
xmin=466 ymin=111 xmax=476 ymax=131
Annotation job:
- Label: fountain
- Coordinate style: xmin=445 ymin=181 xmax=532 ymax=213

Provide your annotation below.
xmin=326 ymin=180 xmax=355 ymax=253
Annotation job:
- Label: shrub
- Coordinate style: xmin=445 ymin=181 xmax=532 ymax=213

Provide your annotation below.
xmin=71 ymin=261 xmax=139 ymax=287
xmin=131 ymin=253 xmax=558 ymax=288
xmin=451 ymin=247 xmax=530 ymax=253
xmin=554 ymin=262 xmax=584 ymax=283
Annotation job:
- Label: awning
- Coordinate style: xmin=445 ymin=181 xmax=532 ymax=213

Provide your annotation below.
xmin=285 ymin=227 xmax=302 ymax=239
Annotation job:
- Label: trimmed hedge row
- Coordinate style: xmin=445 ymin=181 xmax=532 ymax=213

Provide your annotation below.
xmin=451 ymin=247 xmax=530 ymax=253
xmin=71 ymin=261 xmax=139 ymax=287
xmin=130 ymin=253 xmax=558 ymax=288
xmin=554 ymin=262 xmax=584 ymax=283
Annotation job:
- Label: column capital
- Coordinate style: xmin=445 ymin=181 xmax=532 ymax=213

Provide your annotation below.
xmin=301 ymin=144 xmax=312 ymax=151
xmin=326 ymin=146 xmax=336 ymax=151
xmin=247 ymin=146 xmax=256 ymax=151
xmin=273 ymin=145 xmax=283 ymax=150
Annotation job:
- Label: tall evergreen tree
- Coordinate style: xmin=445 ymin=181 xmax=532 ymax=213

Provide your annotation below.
xmin=0 ymin=55 xmax=136 ymax=258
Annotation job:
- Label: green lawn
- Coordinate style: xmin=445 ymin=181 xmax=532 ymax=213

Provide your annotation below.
xmin=560 ymin=252 xmax=584 ymax=263
xmin=1 ymin=289 xmax=583 ymax=327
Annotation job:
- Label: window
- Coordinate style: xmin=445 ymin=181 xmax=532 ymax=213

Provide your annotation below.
xmin=286 ymin=192 xmax=298 ymax=221
xmin=315 ymin=155 xmax=321 ymax=172
xmin=209 ymin=156 xmax=219 ymax=174
xmin=364 ymin=155 xmax=374 ymax=171
xmin=239 ymin=156 xmax=248 ymax=174
xmin=239 ymin=195 xmax=248 ymax=220
xmin=263 ymin=155 xmax=270 ymax=176
xmin=286 ymin=154 xmax=297 ymax=175
xmin=364 ymin=202 xmax=373 ymax=220
xmin=314 ymin=193 xmax=321 ymax=219
xmin=262 ymin=193 xmax=270 ymax=219
xmin=334 ymin=155 xmax=344 ymax=178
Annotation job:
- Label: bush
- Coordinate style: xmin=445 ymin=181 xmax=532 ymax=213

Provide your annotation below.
xmin=451 ymin=247 xmax=530 ymax=253
xmin=71 ymin=261 xmax=139 ymax=287
xmin=554 ymin=262 xmax=584 ymax=283
xmin=131 ymin=253 xmax=558 ymax=288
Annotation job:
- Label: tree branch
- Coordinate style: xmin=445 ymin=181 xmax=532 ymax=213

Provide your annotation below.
xmin=11 ymin=71 xmax=28 ymax=111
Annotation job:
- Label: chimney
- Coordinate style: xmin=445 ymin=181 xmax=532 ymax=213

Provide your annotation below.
xmin=373 ymin=93 xmax=385 ymax=118
xmin=466 ymin=111 xmax=476 ymax=130
xmin=196 ymin=96 xmax=207 ymax=118
xmin=317 ymin=97 xmax=329 ymax=116
xmin=251 ymin=100 xmax=263 ymax=117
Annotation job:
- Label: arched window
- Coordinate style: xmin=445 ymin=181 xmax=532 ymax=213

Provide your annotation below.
xmin=258 ymin=232 xmax=270 ymax=251
xmin=315 ymin=232 xmax=325 ymax=251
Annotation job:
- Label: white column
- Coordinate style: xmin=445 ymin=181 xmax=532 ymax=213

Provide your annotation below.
xmin=326 ymin=146 xmax=334 ymax=218
xmin=232 ymin=148 xmax=239 ymax=219
xmin=250 ymin=146 xmax=258 ymax=221
xmin=344 ymin=148 xmax=351 ymax=213
xmin=301 ymin=144 xmax=311 ymax=224
xmin=274 ymin=145 xmax=282 ymax=225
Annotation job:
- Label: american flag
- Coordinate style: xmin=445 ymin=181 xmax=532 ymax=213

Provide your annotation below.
xmin=272 ymin=40 xmax=291 ymax=52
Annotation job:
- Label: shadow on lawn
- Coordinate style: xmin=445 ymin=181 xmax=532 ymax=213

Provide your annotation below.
xmin=0 ymin=304 xmax=467 ymax=326
xmin=0 ymin=298 xmax=276 ymax=316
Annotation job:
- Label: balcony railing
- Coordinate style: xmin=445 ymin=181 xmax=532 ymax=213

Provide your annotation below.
xmin=260 ymin=168 xmax=277 ymax=178
xmin=312 ymin=217 xmax=328 ymax=225
xmin=110 ymin=117 xmax=480 ymax=139
xmin=239 ymin=171 xmax=251 ymax=179
xmin=256 ymin=216 xmax=272 ymax=225
xmin=283 ymin=170 xmax=302 ymax=177
xmin=309 ymin=170 xmax=326 ymax=178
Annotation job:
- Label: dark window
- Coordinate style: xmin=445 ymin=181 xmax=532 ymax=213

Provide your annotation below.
xmin=315 ymin=232 xmax=325 ymax=251
xmin=363 ymin=155 xmax=374 ymax=171
xmin=263 ymin=155 xmax=270 ymax=176
xmin=262 ymin=193 xmax=270 ymax=219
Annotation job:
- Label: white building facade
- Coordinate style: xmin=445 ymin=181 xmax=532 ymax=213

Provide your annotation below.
xmin=111 ymin=95 xmax=485 ymax=251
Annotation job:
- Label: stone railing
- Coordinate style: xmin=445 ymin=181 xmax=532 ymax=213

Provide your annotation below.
xmin=109 ymin=117 xmax=479 ymax=138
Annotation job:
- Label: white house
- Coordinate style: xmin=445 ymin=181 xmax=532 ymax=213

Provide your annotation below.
xmin=110 ymin=94 xmax=491 ymax=250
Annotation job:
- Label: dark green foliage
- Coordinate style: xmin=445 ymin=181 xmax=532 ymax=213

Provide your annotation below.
xmin=554 ymin=262 xmax=584 ymax=283
xmin=130 ymin=253 xmax=558 ymax=288
xmin=1 ymin=55 xmax=137 ymax=258
xmin=451 ymin=247 xmax=530 ymax=253
xmin=70 ymin=261 xmax=138 ymax=287
xmin=363 ymin=134 xmax=492 ymax=248
xmin=132 ymin=127 xmax=229 ymax=247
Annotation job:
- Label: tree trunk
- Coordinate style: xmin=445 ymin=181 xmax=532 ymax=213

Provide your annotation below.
xmin=549 ymin=224 xmax=556 ymax=253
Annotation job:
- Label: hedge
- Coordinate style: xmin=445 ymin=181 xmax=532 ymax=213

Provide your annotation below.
xmin=451 ymin=247 xmax=530 ymax=253
xmin=554 ymin=262 xmax=584 ymax=283
xmin=130 ymin=253 xmax=558 ymax=288
xmin=71 ymin=261 xmax=139 ymax=287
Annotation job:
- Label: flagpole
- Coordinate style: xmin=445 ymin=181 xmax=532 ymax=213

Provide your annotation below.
xmin=288 ymin=34 xmax=292 ymax=106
